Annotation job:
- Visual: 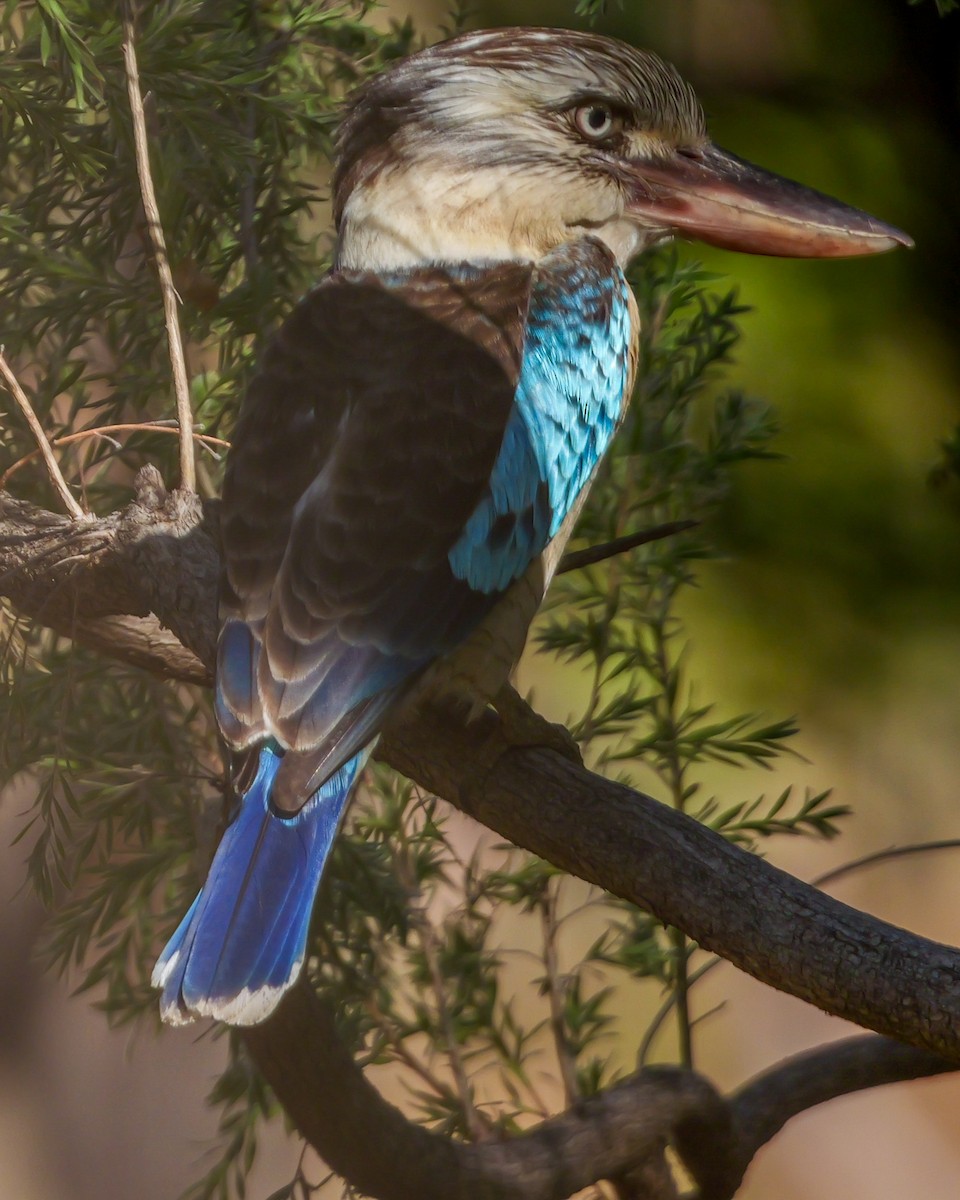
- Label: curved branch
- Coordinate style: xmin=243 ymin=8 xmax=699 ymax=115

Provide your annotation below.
xmin=244 ymin=980 xmax=725 ymax=1200
xmin=722 ymin=1034 xmax=954 ymax=1189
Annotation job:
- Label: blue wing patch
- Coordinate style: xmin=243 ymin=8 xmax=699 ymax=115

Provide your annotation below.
xmin=447 ymin=408 xmax=552 ymax=592
xmin=447 ymin=240 xmax=633 ymax=593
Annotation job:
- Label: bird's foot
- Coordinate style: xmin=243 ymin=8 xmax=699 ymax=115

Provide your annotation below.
xmin=490 ymin=683 xmax=583 ymax=766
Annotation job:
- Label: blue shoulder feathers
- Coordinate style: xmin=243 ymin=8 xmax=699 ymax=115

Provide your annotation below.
xmin=448 ymin=240 xmax=633 ymax=591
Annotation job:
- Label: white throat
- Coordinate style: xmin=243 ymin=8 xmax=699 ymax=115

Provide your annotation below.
xmin=336 ymin=165 xmax=646 ymax=271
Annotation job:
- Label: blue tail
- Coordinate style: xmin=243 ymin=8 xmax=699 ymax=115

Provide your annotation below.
xmin=152 ymin=745 xmax=365 ymax=1026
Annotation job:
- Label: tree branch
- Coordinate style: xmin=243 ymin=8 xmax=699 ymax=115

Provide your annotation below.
xmin=379 ymin=703 xmax=960 ymax=1061
xmin=3 ymin=481 xmax=960 ymax=1054
xmin=721 ymin=1034 xmax=953 ymax=1190
xmin=1 ymin=422 xmax=229 ymax=488
xmin=0 ymin=467 xmax=217 ymax=680
xmin=67 ymin=612 xmax=209 ymax=684
xmin=557 ymin=520 xmax=699 ymax=574
xmin=244 ymin=981 xmax=722 ymax=1200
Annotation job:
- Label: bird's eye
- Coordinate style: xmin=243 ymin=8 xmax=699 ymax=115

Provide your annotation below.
xmin=573 ymin=103 xmax=620 ymax=142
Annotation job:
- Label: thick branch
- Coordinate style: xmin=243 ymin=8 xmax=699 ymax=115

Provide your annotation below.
xmin=0 ymin=468 xmax=217 ymax=679
xmin=244 ymin=981 xmax=725 ymax=1200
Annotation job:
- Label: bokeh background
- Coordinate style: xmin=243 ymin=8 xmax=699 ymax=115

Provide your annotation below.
xmin=1 ymin=1 xmax=959 ymax=1197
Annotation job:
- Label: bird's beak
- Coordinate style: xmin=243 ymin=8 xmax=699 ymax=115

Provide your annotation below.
xmin=623 ymin=142 xmax=913 ymax=257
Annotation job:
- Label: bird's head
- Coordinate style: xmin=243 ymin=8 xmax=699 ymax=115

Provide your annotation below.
xmin=334 ymin=28 xmax=911 ymax=271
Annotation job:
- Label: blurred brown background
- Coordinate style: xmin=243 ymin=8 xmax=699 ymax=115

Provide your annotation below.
xmin=2 ymin=0 xmax=960 ymax=1196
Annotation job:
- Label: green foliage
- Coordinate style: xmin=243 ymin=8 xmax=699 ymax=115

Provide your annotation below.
xmin=572 ymin=0 xmax=623 ymax=19
xmin=908 ymin=0 xmax=958 ymax=13
xmin=929 ymin=425 xmax=960 ymax=508
xmin=1 ymin=632 xmax=218 ymax=1022
xmin=0 ymin=5 xmax=856 ymax=1200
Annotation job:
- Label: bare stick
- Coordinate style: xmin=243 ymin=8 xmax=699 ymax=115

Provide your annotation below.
xmin=1 ymin=422 xmax=230 ymax=487
xmin=407 ymin=876 xmax=488 ymax=1140
xmin=121 ymin=8 xmax=196 ymax=493
xmin=813 ymin=839 xmax=960 ymax=890
xmin=0 ymin=351 xmax=85 ymax=520
xmin=539 ymin=881 xmax=581 ymax=1107
xmin=558 ymin=520 xmax=699 ymax=575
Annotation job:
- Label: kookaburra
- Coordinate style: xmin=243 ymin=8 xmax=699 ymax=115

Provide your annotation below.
xmin=153 ymin=27 xmax=911 ymax=1025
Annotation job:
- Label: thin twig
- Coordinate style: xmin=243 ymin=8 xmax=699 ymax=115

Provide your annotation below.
xmin=121 ymin=7 xmax=196 ymax=493
xmin=813 ymin=839 xmax=960 ymax=890
xmin=647 ymin=586 xmax=696 ymax=1072
xmin=558 ymin=520 xmax=699 ymax=575
xmin=668 ymin=926 xmax=693 ymax=1069
xmin=572 ymin=483 xmax=636 ymax=743
xmin=363 ymin=993 xmax=467 ymax=1111
xmin=412 ymin=900 xmax=488 ymax=1139
xmin=638 ymin=959 xmax=720 ymax=1067
xmin=1 ymin=422 xmax=230 ymax=487
xmin=390 ymin=801 xmax=488 ymax=1140
xmin=539 ymin=880 xmax=581 ymax=1107
xmin=0 ymin=351 xmax=85 ymax=520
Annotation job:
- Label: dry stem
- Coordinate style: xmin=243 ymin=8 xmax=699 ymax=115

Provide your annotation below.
xmin=1 ymin=422 xmax=229 ymax=487
xmin=121 ymin=8 xmax=196 ymax=493
xmin=0 ymin=350 xmax=86 ymax=520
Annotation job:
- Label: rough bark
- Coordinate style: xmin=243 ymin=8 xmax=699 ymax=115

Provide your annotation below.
xmin=0 ymin=468 xmax=216 ymax=680
xmin=1 ymin=473 xmax=957 ymax=1199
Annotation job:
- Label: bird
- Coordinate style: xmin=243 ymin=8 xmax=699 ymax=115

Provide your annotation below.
xmin=153 ymin=27 xmax=911 ymax=1026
